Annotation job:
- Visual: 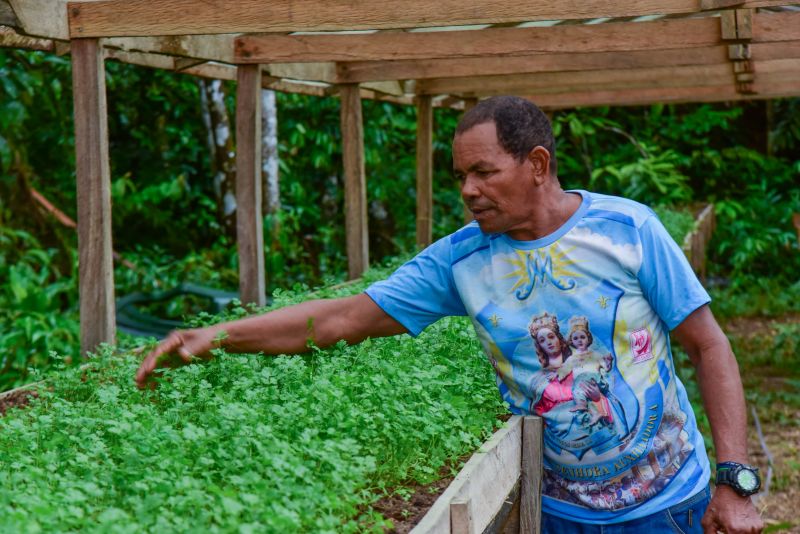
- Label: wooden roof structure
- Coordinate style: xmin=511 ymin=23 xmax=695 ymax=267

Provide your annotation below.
xmin=2 ymin=0 xmax=799 ymax=354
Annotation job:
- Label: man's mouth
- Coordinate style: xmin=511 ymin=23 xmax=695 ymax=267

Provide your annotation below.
xmin=470 ymin=206 xmax=493 ymax=216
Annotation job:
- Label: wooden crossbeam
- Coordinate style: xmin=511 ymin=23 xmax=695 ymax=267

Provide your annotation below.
xmin=0 ymin=0 xmax=18 ymax=27
xmin=0 ymin=25 xmax=53 ymax=50
xmin=236 ymin=17 xmax=720 ymax=63
xmin=336 ymin=46 xmax=729 ymax=83
xmin=335 ymin=40 xmax=800 ymax=83
xmin=418 ymin=58 xmax=800 ymax=97
xmin=418 ymin=63 xmax=735 ymax=97
xmin=530 ymin=77 xmax=800 ymax=110
xmin=234 ymin=10 xmax=799 ymax=64
xmin=102 ymin=34 xmax=236 ymax=63
xmin=66 ymin=0 xmax=799 ymax=38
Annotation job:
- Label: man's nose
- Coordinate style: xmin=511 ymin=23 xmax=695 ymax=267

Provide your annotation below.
xmin=461 ymin=175 xmax=480 ymax=199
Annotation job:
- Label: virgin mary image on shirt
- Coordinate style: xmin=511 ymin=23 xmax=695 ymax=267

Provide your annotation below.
xmin=527 ymin=312 xmax=630 ymax=460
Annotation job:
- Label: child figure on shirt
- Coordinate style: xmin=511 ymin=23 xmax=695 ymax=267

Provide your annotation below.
xmin=559 ymin=316 xmax=614 ymax=428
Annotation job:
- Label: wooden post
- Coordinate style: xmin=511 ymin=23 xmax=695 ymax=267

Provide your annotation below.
xmin=339 ymin=84 xmax=369 ymax=279
xmin=415 ymin=95 xmax=433 ymax=248
xmin=71 ymin=38 xmax=116 ymax=356
xmin=521 ymin=416 xmax=543 ymax=534
xmin=461 ymin=97 xmax=479 ymax=225
xmin=450 ymin=499 xmax=474 ymax=534
xmin=235 ymin=64 xmax=266 ymax=306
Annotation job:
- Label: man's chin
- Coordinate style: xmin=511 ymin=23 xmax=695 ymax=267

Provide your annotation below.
xmin=474 ymin=219 xmax=501 ymax=234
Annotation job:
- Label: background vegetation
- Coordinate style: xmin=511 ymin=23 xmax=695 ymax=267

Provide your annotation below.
xmin=2 ymin=48 xmax=799 ymax=387
xmin=1 ymin=47 xmax=799 ymax=531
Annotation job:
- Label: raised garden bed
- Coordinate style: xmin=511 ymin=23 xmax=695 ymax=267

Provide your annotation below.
xmin=412 ymin=416 xmax=543 ymax=534
xmin=0 ymin=271 xmax=507 ymax=532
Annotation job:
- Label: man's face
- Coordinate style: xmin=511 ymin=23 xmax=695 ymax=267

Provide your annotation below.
xmin=453 ymin=122 xmax=535 ymax=236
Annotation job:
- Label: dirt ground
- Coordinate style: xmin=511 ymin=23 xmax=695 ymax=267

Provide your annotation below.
xmin=726 ymin=314 xmax=800 ymax=533
xmin=0 ymin=388 xmax=37 ymax=415
xmin=749 ymin=425 xmax=800 ymax=533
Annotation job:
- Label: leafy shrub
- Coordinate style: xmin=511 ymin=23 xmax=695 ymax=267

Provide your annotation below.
xmin=0 ymin=227 xmax=79 ymax=386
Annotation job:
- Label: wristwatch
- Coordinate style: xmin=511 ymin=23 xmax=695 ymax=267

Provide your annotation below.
xmin=716 ymin=462 xmax=761 ymax=497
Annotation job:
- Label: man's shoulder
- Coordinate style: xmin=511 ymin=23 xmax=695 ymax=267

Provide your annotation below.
xmin=581 ymin=191 xmax=656 ymax=230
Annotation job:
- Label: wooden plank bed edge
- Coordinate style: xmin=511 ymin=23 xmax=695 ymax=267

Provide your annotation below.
xmin=411 ymin=415 xmax=524 ymax=534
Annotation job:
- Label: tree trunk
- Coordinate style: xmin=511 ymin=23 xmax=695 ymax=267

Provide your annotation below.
xmin=199 ymin=79 xmax=237 ymax=240
xmin=261 ymin=89 xmax=280 ymax=215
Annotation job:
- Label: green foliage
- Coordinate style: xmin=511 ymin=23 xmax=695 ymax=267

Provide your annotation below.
xmin=0 ymin=274 xmax=505 ymax=532
xmin=0 ymin=227 xmax=79 ymax=385
xmin=652 ymin=206 xmax=695 ymax=245
xmin=710 ymin=277 xmax=800 ymax=320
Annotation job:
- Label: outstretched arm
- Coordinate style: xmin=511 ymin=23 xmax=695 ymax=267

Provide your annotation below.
xmin=672 ymin=304 xmax=763 ymax=534
xmin=135 ymin=293 xmax=407 ymax=388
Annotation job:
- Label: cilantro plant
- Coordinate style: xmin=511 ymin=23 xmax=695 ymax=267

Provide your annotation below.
xmin=0 ymin=271 xmax=506 ymax=533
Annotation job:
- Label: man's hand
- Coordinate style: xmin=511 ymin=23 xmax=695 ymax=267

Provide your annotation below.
xmin=702 ymin=485 xmax=763 ymax=534
xmin=135 ymin=327 xmax=221 ymax=389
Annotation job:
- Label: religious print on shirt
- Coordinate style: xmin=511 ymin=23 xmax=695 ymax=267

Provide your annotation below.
xmin=365 ymin=191 xmax=712 ymax=524
xmin=469 ymin=252 xmax=695 ymax=512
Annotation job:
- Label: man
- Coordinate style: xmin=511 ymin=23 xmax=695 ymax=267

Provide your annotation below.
xmin=136 ymin=96 xmax=763 ymax=533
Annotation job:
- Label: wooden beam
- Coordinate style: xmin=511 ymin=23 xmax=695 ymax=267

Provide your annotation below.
xmin=422 ymin=59 xmax=800 ymax=98
xmin=413 ymin=416 xmax=523 ymax=534
xmin=71 ymin=38 xmax=115 ymax=355
xmin=531 ymin=77 xmax=800 ymax=110
xmin=8 ymin=0 xmax=70 ymax=40
xmin=700 ymin=0 xmax=745 ymax=9
xmin=67 ymin=0 xmax=798 ymax=38
xmin=0 ymin=25 xmax=53 ymax=51
xmin=235 ymin=64 xmax=266 ymax=306
xmin=0 ymin=0 xmax=18 ymax=27
xmin=339 ymin=84 xmax=369 ymax=280
xmin=417 ymin=62 xmax=738 ymax=97
xmin=237 ymin=10 xmax=800 ymax=64
xmin=520 ymin=416 xmax=543 ymax=534
xmin=265 ymin=62 xmax=338 ymax=83
xmin=450 ymin=499 xmax=475 ymax=534
xmin=415 ymin=95 xmax=433 ymax=249
xmin=101 ymin=34 xmax=236 ymax=63
xmin=235 ymin=17 xmax=724 ymax=63
xmin=336 ymin=45 xmax=734 ymax=83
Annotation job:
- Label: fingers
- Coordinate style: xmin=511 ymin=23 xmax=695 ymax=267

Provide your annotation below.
xmin=135 ymin=332 xmax=189 ymax=389
xmin=701 ymin=513 xmax=717 ymax=534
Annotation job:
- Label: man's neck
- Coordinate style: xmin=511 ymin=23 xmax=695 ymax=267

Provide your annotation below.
xmin=507 ymin=186 xmax=582 ymax=241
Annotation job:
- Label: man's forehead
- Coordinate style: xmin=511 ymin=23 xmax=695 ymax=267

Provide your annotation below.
xmin=452 ymin=124 xmax=506 ymax=168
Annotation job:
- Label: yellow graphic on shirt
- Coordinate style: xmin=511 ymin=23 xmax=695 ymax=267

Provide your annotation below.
xmin=503 ymin=245 xmax=582 ymax=300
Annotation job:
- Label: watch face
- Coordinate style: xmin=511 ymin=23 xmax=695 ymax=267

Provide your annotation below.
xmin=736 ymin=469 xmax=759 ymax=491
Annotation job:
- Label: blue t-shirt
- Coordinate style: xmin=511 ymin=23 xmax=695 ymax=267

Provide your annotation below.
xmin=366 ymin=191 xmax=711 ymax=524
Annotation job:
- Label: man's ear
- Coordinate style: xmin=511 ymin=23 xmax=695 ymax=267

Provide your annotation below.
xmin=528 ymin=146 xmax=551 ymax=185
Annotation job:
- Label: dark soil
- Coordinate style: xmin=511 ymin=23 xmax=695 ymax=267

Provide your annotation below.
xmin=0 ymin=389 xmax=37 ymax=416
xmin=372 ymin=473 xmax=457 ymax=533
xmin=373 ymin=413 xmax=513 ymax=532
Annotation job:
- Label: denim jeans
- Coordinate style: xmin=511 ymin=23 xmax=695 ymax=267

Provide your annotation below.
xmin=541 ymin=485 xmax=711 ymax=534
